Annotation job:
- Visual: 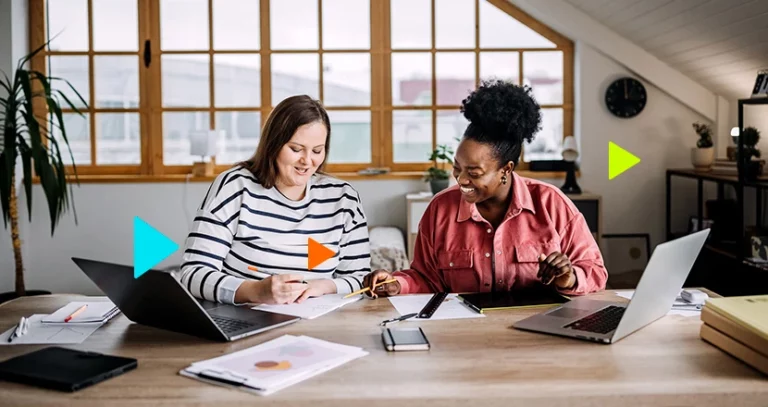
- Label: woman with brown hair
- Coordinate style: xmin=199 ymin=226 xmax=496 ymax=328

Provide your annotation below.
xmin=179 ymin=95 xmax=371 ymax=305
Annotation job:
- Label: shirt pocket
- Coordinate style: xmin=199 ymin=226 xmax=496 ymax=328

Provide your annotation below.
xmin=437 ymin=250 xmax=479 ymax=293
xmin=513 ymin=241 xmax=561 ymax=287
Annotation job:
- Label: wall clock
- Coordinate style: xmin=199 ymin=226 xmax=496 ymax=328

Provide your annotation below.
xmin=605 ymin=77 xmax=647 ymax=118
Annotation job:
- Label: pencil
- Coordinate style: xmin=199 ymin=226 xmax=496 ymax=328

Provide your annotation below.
xmin=344 ymin=279 xmax=397 ymax=299
xmin=64 ymin=304 xmax=88 ymax=322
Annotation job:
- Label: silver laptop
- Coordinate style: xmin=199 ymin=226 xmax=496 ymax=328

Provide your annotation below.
xmin=73 ymin=257 xmax=300 ymax=342
xmin=513 ymin=229 xmax=709 ymax=344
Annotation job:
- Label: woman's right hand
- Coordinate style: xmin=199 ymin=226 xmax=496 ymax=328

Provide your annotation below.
xmin=362 ymin=270 xmax=401 ymax=298
xmin=234 ymin=274 xmax=308 ymax=304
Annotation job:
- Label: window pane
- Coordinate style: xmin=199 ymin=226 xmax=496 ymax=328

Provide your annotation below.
xmin=271 ymin=0 xmax=318 ymax=50
xmin=523 ymin=108 xmax=562 ymax=162
xmin=436 ymin=0 xmax=475 ymax=49
xmin=480 ymin=52 xmax=519 ymax=83
xmin=322 ymin=0 xmax=369 ymax=50
xmin=47 ymin=0 xmax=88 ymax=51
xmin=436 ymin=52 xmax=474 ymax=106
xmin=393 ymin=110 xmax=432 ymax=163
xmin=523 ymin=51 xmax=563 ymax=105
xmin=271 ymin=54 xmax=319 ymax=106
xmin=214 ymin=54 xmax=260 ymax=107
xmin=94 ymin=56 xmax=139 ymax=109
xmin=391 ymin=0 xmax=430 ymax=49
xmin=392 ymin=53 xmax=431 ymax=106
xmin=162 ymin=55 xmax=210 ymax=108
xmin=213 ymin=0 xmax=260 ymax=50
xmin=323 ymin=54 xmax=370 ymax=107
xmin=161 ymin=0 xmax=208 ymax=51
xmin=93 ymin=0 xmax=138 ymax=51
xmin=48 ymin=56 xmax=89 ymax=108
xmin=163 ymin=112 xmax=211 ymax=165
xmin=215 ymin=111 xmax=260 ymax=164
xmin=96 ymin=113 xmax=140 ymax=164
xmin=437 ymin=110 xmax=466 ymax=155
xmin=53 ymin=113 xmax=90 ymax=165
xmin=479 ymin=1 xmax=556 ymax=48
xmin=327 ymin=111 xmax=371 ymax=163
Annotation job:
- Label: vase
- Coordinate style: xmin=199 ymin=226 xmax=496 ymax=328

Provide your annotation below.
xmin=691 ymin=147 xmax=714 ymax=171
xmin=429 ymin=179 xmax=449 ymax=195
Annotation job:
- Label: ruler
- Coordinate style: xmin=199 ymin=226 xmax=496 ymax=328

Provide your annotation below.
xmin=417 ymin=292 xmax=448 ymax=319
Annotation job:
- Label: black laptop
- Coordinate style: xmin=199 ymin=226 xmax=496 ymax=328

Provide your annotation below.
xmin=72 ymin=257 xmax=300 ymax=342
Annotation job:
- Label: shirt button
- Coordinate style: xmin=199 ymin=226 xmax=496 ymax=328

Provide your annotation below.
xmin=496 ymin=250 xmax=501 ymax=255
xmin=485 ymin=253 xmax=490 ymax=258
xmin=498 ymin=279 xmax=503 ymax=284
xmin=449 ymin=262 xmax=454 ymax=267
xmin=487 ymin=228 xmax=492 ymax=233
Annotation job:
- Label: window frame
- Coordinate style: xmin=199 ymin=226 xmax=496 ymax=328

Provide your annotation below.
xmin=28 ymin=0 xmax=573 ymax=180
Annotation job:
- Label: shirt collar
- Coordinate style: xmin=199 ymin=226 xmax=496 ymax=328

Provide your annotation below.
xmin=456 ymin=172 xmax=536 ymax=223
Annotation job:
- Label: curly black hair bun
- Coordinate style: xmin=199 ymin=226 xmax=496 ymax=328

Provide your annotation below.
xmin=460 ymin=79 xmax=542 ymax=146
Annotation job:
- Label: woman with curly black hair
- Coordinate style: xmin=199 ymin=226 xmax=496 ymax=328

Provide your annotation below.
xmin=364 ymin=80 xmax=607 ymax=297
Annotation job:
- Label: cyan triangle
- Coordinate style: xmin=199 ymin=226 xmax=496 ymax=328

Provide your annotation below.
xmin=133 ymin=216 xmax=179 ymax=279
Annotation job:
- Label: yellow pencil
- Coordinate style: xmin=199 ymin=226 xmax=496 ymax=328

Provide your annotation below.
xmin=344 ymin=279 xmax=397 ymax=299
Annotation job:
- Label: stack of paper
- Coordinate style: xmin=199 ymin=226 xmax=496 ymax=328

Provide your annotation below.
xmin=0 ymin=314 xmax=103 ymax=345
xmin=42 ymin=300 xmax=121 ymax=325
xmin=251 ymin=294 xmax=362 ymax=320
xmin=180 ymin=335 xmax=368 ymax=396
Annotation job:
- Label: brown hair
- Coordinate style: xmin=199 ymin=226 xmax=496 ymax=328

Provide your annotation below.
xmin=239 ymin=95 xmax=331 ymax=189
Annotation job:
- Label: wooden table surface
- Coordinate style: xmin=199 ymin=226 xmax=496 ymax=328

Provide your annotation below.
xmin=0 ymin=290 xmax=766 ymax=407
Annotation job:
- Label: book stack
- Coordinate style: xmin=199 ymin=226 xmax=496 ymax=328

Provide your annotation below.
xmin=699 ymin=295 xmax=768 ymax=375
xmin=710 ymin=159 xmax=737 ymax=175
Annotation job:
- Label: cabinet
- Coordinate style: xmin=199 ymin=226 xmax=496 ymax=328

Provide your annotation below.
xmin=405 ymin=191 xmax=602 ymax=261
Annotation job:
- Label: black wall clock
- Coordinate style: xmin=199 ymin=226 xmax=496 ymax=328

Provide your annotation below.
xmin=605 ymin=77 xmax=647 ymax=118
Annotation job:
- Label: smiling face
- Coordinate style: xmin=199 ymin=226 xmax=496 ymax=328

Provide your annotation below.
xmin=452 ymin=138 xmax=513 ymax=205
xmin=275 ymin=121 xmax=327 ymax=188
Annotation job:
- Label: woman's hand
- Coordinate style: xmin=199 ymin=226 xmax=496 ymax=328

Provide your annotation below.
xmin=234 ymin=274 xmax=309 ymax=304
xmin=295 ymin=279 xmax=337 ymax=303
xmin=362 ymin=270 xmax=401 ymax=298
xmin=538 ymin=252 xmax=576 ymax=290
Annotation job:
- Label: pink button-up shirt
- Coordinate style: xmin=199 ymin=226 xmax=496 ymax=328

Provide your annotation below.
xmin=394 ymin=172 xmax=607 ymax=295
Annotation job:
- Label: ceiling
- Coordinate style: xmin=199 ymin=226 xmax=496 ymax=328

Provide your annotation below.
xmin=563 ymin=0 xmax=768 ymax=101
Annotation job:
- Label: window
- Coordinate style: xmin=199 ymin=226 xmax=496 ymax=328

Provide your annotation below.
xmin=30 ymin=0 xmax=572 ymax=179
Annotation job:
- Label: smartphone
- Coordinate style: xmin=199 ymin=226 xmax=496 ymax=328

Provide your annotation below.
xmin=381 ymin=327 xmax=430 ymax=351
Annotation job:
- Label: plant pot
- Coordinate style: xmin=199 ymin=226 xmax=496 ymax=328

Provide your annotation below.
xmin=0 ymin=290 xmax=51 ymax=305
xmin=429 ymin=179 xmax=450 ymax=195
xmin=691 ymin=147 xmax=714 ymax=171
xmin=744 ymin=160 xmax=762 ymax=181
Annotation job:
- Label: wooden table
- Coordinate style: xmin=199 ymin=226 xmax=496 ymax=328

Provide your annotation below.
xmin=0 ymin=290 xmax=766 ymax=407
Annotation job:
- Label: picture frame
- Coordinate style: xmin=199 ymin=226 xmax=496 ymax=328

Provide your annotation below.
xmin=751 ymin=69 xmax=768 ymax=98
xmin=602 ymin=233 xmax=651 ymax=289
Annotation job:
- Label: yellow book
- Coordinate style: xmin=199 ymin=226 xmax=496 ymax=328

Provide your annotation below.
xmin=704 ymin=295 xmax=768 ymax=342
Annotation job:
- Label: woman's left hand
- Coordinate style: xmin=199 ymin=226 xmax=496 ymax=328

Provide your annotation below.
xmin=538 ymin=252 xmax=576 ymax=290
xmin=294 ymin=279 xmax=337 ymax=303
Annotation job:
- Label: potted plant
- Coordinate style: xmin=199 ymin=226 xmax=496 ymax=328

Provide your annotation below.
xmin=739 ymin=126 xmax=762 ymax=180
xmin=691 ymin=122 xmax=714 ymax=171
xmin=0 ymin=43 xmax=84 ymax=303
xmin=424 ymin=144 xmax=454 ymax=195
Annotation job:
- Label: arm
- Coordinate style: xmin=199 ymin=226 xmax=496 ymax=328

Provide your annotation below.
xmin=555 ymin=213 xmax=607 ymax=295
xmin=331 ymin=192 xmax=372 ymax=294
xmin=392 ymin=206 xmax=445 ymax=294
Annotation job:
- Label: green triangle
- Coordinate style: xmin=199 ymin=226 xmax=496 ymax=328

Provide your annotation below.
xmin=609 ymin=142 xmax=641 ymax=180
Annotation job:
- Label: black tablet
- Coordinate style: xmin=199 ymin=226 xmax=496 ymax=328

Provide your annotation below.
xmin=0 ymin=346 xmax=137 ymax=392
xmin=458 ymin=289 xmax=569 ymax=313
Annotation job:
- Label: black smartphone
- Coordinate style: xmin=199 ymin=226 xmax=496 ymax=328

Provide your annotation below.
xmin=381 ymin=327 xmax=430 ymax=351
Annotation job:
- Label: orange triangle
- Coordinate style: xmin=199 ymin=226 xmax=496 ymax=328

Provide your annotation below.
xmin=308 ymin=237 xmax=335 ymax=270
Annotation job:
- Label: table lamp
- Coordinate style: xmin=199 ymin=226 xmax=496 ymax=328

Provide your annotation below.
xmin=560 ymin=136 xmax=581 ymax=195
xmin=728 ymin=127 xmax=739 ymax=161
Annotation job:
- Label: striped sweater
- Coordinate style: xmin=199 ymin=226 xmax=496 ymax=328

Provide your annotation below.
xmin=178 ymin=166 xmax=372 ymax=304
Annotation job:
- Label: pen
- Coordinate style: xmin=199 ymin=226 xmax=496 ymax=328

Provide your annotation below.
xmin=344 ymin=279 xmax=398 ymax=299
xmin=64 ymin=304 xmax=88 ymax=322
xmin=380 ymin=313 xmax=417 ymax=326
xmin=7 ymin=316 xmax=27 ymax=343
xmin=247 ymin=266 xmax=307 ymax=284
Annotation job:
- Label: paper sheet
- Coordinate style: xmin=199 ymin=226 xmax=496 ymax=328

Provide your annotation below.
xmin=0 ymin=314 xmax=101 ymax=345
xmin=614 ymin=290 xmax=702 ymax=317
xmin=388 ymin=294 xmax=485 ymax=320
xmin=252 ymin=294 xmax=362 ymax=319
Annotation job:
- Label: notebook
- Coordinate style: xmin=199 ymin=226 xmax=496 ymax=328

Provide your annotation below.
xmin=179 ymin=334 xmax=367 ymax=396
xmin=42 ymin=300 xmax=121 ymax=325
xmin=251 ymin=294 xmax=362 ymax=320
xmin=458 ymin=289 xmax=569 ymax=314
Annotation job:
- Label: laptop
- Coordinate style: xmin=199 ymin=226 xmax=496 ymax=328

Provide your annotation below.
xmin=72 ymin=257 xmax=300 ymax=342
xmin=512 ymin=229 xmax=709 ymax=344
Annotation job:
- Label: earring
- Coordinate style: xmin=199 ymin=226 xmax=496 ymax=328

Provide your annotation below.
xmin=501 ymin=174 xmax=508 ymax=185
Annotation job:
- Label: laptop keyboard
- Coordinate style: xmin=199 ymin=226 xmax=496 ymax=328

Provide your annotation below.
xmin=564 ymin=305 xmax=625 ymax=334
xmin=210 ymin=315 xmax=254 ymax=333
